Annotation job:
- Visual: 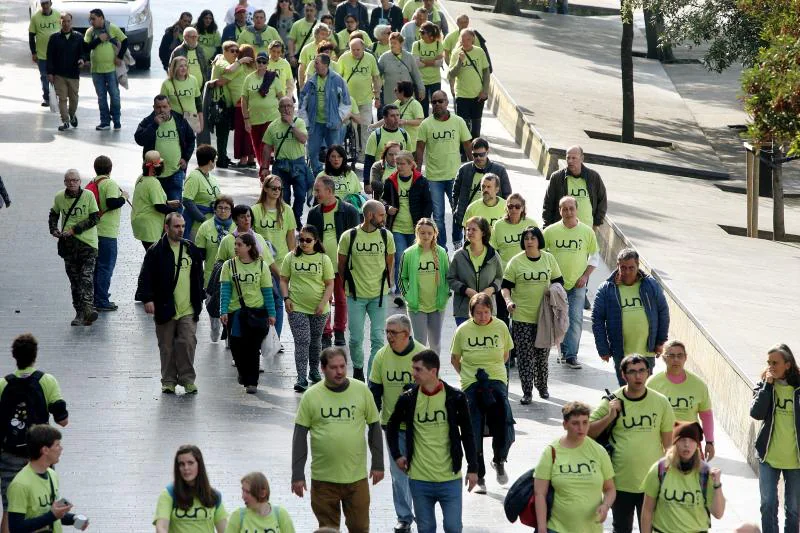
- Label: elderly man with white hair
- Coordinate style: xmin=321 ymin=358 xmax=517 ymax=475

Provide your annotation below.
xmin=338 ymin=38 xmax=382 ymax=160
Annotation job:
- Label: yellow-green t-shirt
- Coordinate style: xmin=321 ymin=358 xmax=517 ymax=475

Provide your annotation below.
xmin=0 ymin=367 xmax=63 ymax=405
xmin=211 ymin=56 xmax=234 ymax=106
xmin=183 ymin=169 xmax=221 ymax=226
xmin=534 ymin=438 xmax=614 ymax=533
xmin=589 ymin=387 xmax=675 ymax=492
xmin=153 ymin=490 xmax=227 ymax=532
xmin=318 ymin=170 xmax=362 ymax=200
xmin=646 ymin=371 xmax=712 ymax=423
xmin=237 ymin=26 xmax=283 ymax=55
xmin=7 ymin=465 xmax=62 ymax=533
xmin=567 ymin=174 xmax=594 ymax=227
xmin=619 ymin=281 xmax=653 ymax=356
xmin=171 ymin=242 xmax=194 ymax=319
xmin=450 ymin=318 xmax=513 ymax=390
xmin=306 ymin=59 xmax=343 ymax=79
xmin=29 ymin=10 xmax=61 ymax=59
xmin=366 ymin=127 xmax=409 ymax=158
xmin=294 ymin=380 xmax=380 ymax=483
xmin=161 ymin=76 xmax=200 ymax=114
xmin=463 ymin=197 xmax=506 ymax=228
xmin=289 ymin=19 xmax=317 ymax=49
xmin=92 ymin=176 xmax=123 ymax=239
xmin=243 ymin=71 xmax=282 ymax=125
xmin=155 ymin=118 xmax=183 ymax=177
xmin=369 ymin=341 xmax=425 ymax=426
xmin=131 ymin=175 xmax=167 ymax=243
xmin=299 ymin=41 xmax=319 ymax=68
xmin=195 ymin=218 xmax=231 ymax=286
xmin=338 ymin=227 xmax=397 ymax=299
xmin=408 ymin=386 xmax=462 ymax=482
xmin=469 ymin=246 xmax=486 ymax=273
xmin=642 ymin=461 xmax=715 ymax=533
xmin=393 ymin=175 xmax=415 ymax=234
xmin=321 ymin=204 xmax=339 ymax=273
xmin=264 ymin=118 xmax=308 ymax=161
xmin=185 ymin=49 xmax=205 ymax=90
xmin=394 ymin=97 xmax=424 ymax=147
xmin=766 ymin=383 xmax=800 ymax=468
xmin=267 ymin=57 xmax=294 ymax=92
xmin=280 ymin=252 xmax=334 ymax=314
xmin=224 ymin=505 xmax=295 ymax=533
xmin=412 ymin=39 xmax=443 ymax=86
xmin=338 ymin=51 xmax=380 ymax=108
xmin=224 ymin=64 xmax=252 ymax=104
xmin=503 ymin=251 xmax=562 ymax=324
xmin=414 ymin=249 xmax=440 ymax=313
xmin=449 ymin=46 xmax=489 ymax=98
xmin=84 ymin=23 xmax=127 ymax=74
xmin=543 ymin=220 xmax=598 ymax=290
xmin=371 ymin=41 xmax=391 ymax=59
xmin=216 ymin=232 xmax=273 ymax=264
xmin=221 ymin=257 xmax=272 ymax=313
xmin=252 ymin=202 xmax=297 ymax=262
xmin=335 ymin=28 xmax=373 ymax=56
xmin=490 ymin=217 xmax=539 ymax=268
xmin=197 ymin=31 xmax=221 ymax=65
xmin=418 ymin=114 xmax=472 ymax=181
xmin=51 ymin=189 xmax=99 ymax=249
xmin=315 ymin=73 xmax=328 ymax=123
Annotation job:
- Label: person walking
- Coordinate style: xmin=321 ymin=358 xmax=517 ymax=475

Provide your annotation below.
xmin=542 ymin=145 xmax=607 ymax=229
xmin=363 ymin=105 xmax=410 ymax=184
xmin=131 ymin=151 xmax=181 ymax=250
xmin=378 ymin=33 xmax=425 ymax=118
xmin=334 ymin=0 xmax=370 ymax=32
xmin=266 ymin=40 xmax=294 ymax=98
xmin=48 ymin=169 xmax=100 ymax=326
xmin=159 ymin=12 xmax=192 ymax=71
xmin=281 ymin=225 xmax=335 ymax=392
xmin=412 ymin=22 xmax=443 ymax=117
xmin=170 ymin=27 xmax=212 ymax=100
xmin=195 ymin=10 xmax=222 ymax=64
xmin=243 ymin=51 xmax=284 ymax=168
xmin=252 ymin=174 xmax=297 ymax=265
xmin=231 ymin=45 xmax=258 ymax=168
xmin=462 ymin=174 xmax=506 ymax=229
xmin=160 ymin=56 xmax=203 ymax=146
xmin=84 ymin=9 xmax=127 ymax=130
xmin=369 ymin=0 xmax=404 ymax=38
xmin=46 ymin=12 xmax=84 ymax=132
xmin=447 ymin=28 xmax=490 ymax=139
xmin=238 ymin=10 xmax=283 ymax=56
xmin=501 ymin=226 xmax=563 ymax=403
xmin=137 ymin=213 xmax=205 ymax=395
xmin=534 ymin=401 xmax=616 ymax=533
xmin=28 ymin=0 xmax=60 ymax=108
xmin=386 ymin=349 xmax=479 ymax=533
xmin=222 ymin=6 xmax=252 ymax=43
xmin=369 ymin=141 xmax=401 ymax=188
xmin=226 ymin=472 xmax=295 ymax=532
xmin=450 ymin=292 xmax=514 ymax=494
xmin=338 ymin=39 xmax=381 ymax=161
xmin=751 ymin=343 xmax=800 ymax=533
xmin=209 ymin=41 xmax=245 ymax=168
xmin=195 ymin=196 xmax=235 ymax=343
xmin=182 ymin=145 xmax=222 ymax=239
xmin=321 ymin=145 xmax=362 ymax=201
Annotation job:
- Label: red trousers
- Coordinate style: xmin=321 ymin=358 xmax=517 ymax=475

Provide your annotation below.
xmin=323 ymin=273 xmax=347 ymax=336
xmin=250 ymin=120 xmax=271 ymax=167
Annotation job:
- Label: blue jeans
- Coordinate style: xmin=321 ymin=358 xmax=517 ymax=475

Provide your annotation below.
xmin=463 ymin=380 xmax=513 ymax=480
xmin=454 ymin=316 xmax=467 ymax=327
xmin=560 ymin=286 xmax=587 ymax=362
xmin=548 ymin=0 xmax=568 ymax=13
xmin=93 ymin=236 xmax=118 ymax=307
xmin=428 ymin=180 xmax=453 ymax=248
xmin=37 ymin=59 xmax=49 ymax=101
xmin=759 ymin=462 xmax=800 ymax=533
xmin=409 ymin=479 xmax=462 ymax=533
xmin=307 ymin=123 xmax=343 ymax=175
xmin=387 ymin=429 xmax=414 ymax=524
xmin=275 ymin=157 xmax=312 ymax=227
xmin=392 ymin=232 xmax=414 ymax=293
xmin=158 ymin=170 xmax=186 ymax=206
xmin=91 ymin=72 xmax=121 ymax=126
xmin=346 ymin=295 xmax=386 ymax=371
xmin=273 ymin=290 xmax=284 ymax=336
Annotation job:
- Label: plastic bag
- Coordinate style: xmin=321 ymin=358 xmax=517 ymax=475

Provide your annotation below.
xmin=48 ymin=83 xmax=57 ymax=112
xmin=261 ymin=327 xmax=281 ymax=359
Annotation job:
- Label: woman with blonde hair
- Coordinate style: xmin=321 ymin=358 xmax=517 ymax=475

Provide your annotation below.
xmin=225 ymin=472 xmax=295 ymax=532
xmin=161 ymin=56 xmax=203 ymax=134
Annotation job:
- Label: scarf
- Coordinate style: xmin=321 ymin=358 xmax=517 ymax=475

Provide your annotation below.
xmin=248 ymin=26 xmax=265 ymax=47
xmin=214 ymin=215 xmax=232 ymax=242
xmin=92 ymin=20 xmax=120 ymax=46
xmin=258 ymin=70 xmax=278 ymax=97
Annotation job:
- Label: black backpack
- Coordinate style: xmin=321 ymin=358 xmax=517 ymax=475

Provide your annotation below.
xmin=343 ymin=227 xmax=389 ymax=306
xmin=0 ymin=371 xmax=49 ymax=455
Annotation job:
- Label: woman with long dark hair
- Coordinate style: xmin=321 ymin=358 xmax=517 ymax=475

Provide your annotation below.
xmin=268 ymin=0 xmax=300 ymax=49
xmin=195 ymin=10 xmax=221 ymax=61
xmin=154 ymin=445 xmax=227 ymax=532
xmin=319 ymin=144 xmax=361 ymax=200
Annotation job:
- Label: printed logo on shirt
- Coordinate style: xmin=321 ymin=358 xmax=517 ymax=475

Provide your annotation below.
xmin=205 ymin=185 xmax=221 ymax=196
xmin=347 ymin=64 xmax=371 ymax=76
xmin=569 ymin=186 xmax=588 ymax=197
xmin=209 ymin=233 xmax=222 ymax=244
xmin=418 ymin=261 xmax=437 ymax=272
xmin=557 ymin=459 xmax=599 ymax=476
xmin=62 ymin=205 xmax=87 ymax=217
xmin=39 ymin=21 xmax=58 ymax=30
xmin=399 ymin=188 xmax=410 ymax=199
xmin=157 ymin=129 xmax=178 ymax=139
xmin=294 ymin=261 xmax=320 ymax=274
xmin=416 ymin=409 xmax=447 ymax=424
xmin=275 ymin=128 xmax=294 ymax=141
xmin=431 ymin=129 xmax=455 ymax=140
xmin=552 ymin=239 xmax=583 ymax=251
xmin=235 ymin=272 xmax=258 ymax=283
xmin=173 ymin=87 xmax=195 ymax=98
xmin=37 ymin=491 xmax=56 ymax=508
xmin=670 ymin=395 xmax=696 ymax=410
xmin=503 ymin=233 xmax=522 ymax=245
xmin=466 ymin=334 xmax=500 ymax=348
xmin=258 ymin=218 xmax=277 ymax=230
xmin=174 ymin=506 xmax=210 ymax=519
xmin=776 ymin=397 xmax=794 ymax=412
xmin=521 ymin=271 xmax=549 ymax=282
xmin=621 ymin=296 xmax=643 ymax=310
xmin=621 ymin=412 xmax=658 ymax=431
xmin=354 ymin=241 xmax=385 ymax=254
xmin=323 ymin=222 xmax=335 ymax=232
xmin=385 ymin=370 xmax=411 ymax=382
xmin=320 ymin=405 xmax=357 ymax=421
xmin=662 ymin=488 xmax=704 ymax=507
xmin=334 ymin=181 xmax=348 ymax=192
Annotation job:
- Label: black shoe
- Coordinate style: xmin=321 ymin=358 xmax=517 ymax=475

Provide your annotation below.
xmin=113 ymin=122 xmax=121 ymax=130
xmin=95 ymin=124 xmax=110 ymax=131
xmin=41 ymin=100 xmax=49 ymax=107
xmin=58 ymin=122 xmax=69 ymax=131
xmin=83 ymin=309 xmax=99 ymax=325
xmin=217 ymin=158 xmax=230 ymax=169
xmin=539 ymin=389 xmax=550 ymax=399
xmin=394 ymin=521 xmax=411 ymax=533
xmin=308 ymin=371 xmax=322 ymax=384
xmin=70 ymin=115 xmax=78 ymax=127
xmin=293 ymin=381 xmax=308 ymax=393
xmin=584 ymin=297 xmax=591 ymax=310
xmin=520 ymin=394 xmax=532 ymax=405
xmin=321 ymin=335 xmax=332 ymax=348
xmin=246 ymin=161 xmax=256 ymax=168
xmin=353 ymin=368 xmax=365 ymax=381
xmin=334 ymin=331 xmax=346 ymax=346
xmin=393 ymin=295 xmax=405 ymax=307
xmin=97 ymin=302 xmax=118 ymax=312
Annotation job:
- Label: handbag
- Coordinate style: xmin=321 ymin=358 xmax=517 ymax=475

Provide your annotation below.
xmin=595 ymin=388 xmax=623 ymax=457
xmin=230 ymin=258 xmax=269 ymax=338
xmin=56 ymin=193 xmax=83 ymax=258
xmin=516 ymin=446 xmax=555 ymax=528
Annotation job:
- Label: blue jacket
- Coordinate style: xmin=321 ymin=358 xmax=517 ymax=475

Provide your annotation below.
xmin=221 ymin=22 xmax=251 ymax=43
xmin=298 ymin=69 xmax=351 ymax=134
xmin=591 ymin=269 xmax=669 ymax=359
xmin=751 ymin=380 xmax=800 ymax=462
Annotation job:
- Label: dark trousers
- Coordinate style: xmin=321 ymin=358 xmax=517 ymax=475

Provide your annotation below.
xmin=229 ymin=315 xmax=266 ymax=387
xmin=612 ymin=490 xmax=644 ymax=533
xmin=464 ymin=380 xmax=512 ymax=480
xmin=215 ymin=108 xmax=233 ymax=163
xmin=455 ymin=96 xmax=485 ymax=139
xmin=420 ymin=82 xmax=441 ymax=118
xmin=61 ymin=238 xmax=97 ymax=314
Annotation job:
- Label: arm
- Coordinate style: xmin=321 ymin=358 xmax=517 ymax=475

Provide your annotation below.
xmin=368 ymin=381 xmax=384 ymax=412
xmin=660 ymin=431 xmax=672 ymax=453
xmin=533 ymin=479 xmax=550 ymax=533
xmin=370 ymin=161 xmax=384 ymax=185
xmin=640 ymin=494 xmax=656 ymax=533
xmin=117 ymin=36 xmax=128 ymax=59
xmin=363 ymin=155 xmax=376 ymax=183
xmin=291 ymin=424 xmax=309 ymax=482
xmin=446 ymin=255 xmax=468 ymax=296
xmin=415 ymin=140 xmax=425 ymax=167
xmin=450 ymin=353 xmax=461 ymax=373
xmin=699 ymin=410 xmax=715 ymax=459
xmin=104 ymin=196 xmax=126 ymax=211
xmin=655 ymin=284 xmax=670 ymax=345
xmin=386 ymin=252 xmax=395 ymax=289
xmin=290 ymin=119 xmax=308 ymax=143
xmin=591 ymin=284 xmax=612 ymax=358
xmin=71 ymin=212 xmax=100 ymax=234
xmin=461 ymin=140 xmax=473 ymax=160
xmin=318 ymin=278 xmax=334 ymax=314
xmin=48 ymin=208 xmax=60 ymax=236
xmin=386 ymin=398 xmax=404 ymax=458
xmin=29 ymin=32 xmax=37 ymax=57
xmin=750 ymin=381 xmax=772 ymax=420
xmin=481 ymin=67 xmax=490 ymax=95
xmin=599 ymin=479 xmax=616 ymax=521
xmin=182 ymin=199 xmax=206 ymax=224
xmin=541 ymin=174 xmax=560 ymax=226
xmin=587 ymin=407 xmax=617 ymax=439
xmin=134 ymin=116 xmax=157 ymax=148
xmin=368 ymin=421 xmax=384 ymax=473
xmin=710 ymin=470 xmax=726 ymax=519
xmin=455 ymin=394 xmax=478 ymax=472
xmin=9 ymin=512 xmax=60 ymax=533
xmin=337 ymin=253 xmax=347 ymax=277
xmin=593 ymin=174 xmax=608 ymax=225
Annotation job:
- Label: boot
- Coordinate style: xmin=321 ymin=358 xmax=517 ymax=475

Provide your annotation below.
xmin=83 ymin=307 xmax=99 ymax=325
xmin=70 ymin=311 xmax=84 ymax=327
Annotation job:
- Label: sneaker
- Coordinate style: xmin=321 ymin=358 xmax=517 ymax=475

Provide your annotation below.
xmin=321 ymin=335 xmax=333 ymax=348
xmin=113 ymin=122 xmax=121 ymax=130
xmin=308 ymin=371 xmax=322 ymax=384
xmin=245 ymin=385 xmax=258 ymax=394
xmin=70 ymin=312 xmax=83 ymax=327
xmin=565 ymin=358 xmax=583 ymax=369
xmin=539 ymin=388 xmax=550 ymax=399
xmin=210 ymin=318 xmax=221 ymax=343
xmin=334 ymin=331 xmax=346 ymax=346
xmin=394 ymin=521 xmax=412 ymax=533
xmin=520 ymin=394 xmax=532 ymax=405
xmin=216 ymin=158 xmax=230 ymax=169
xmin=474 ymin=479 xmax=487 ymax=494
xmin=97 ymin=302 xmax=118 ymax=312
xmin=353 ymin=367 xmax=365 ymax=381
xmin=70 ymin=115 xmax=78 ymax=127
xmin=452 ymin=240 xmax=463 ymax=250
xmin=58 ymin=122 xmax=69 ymax=131
xmin=184 ymin=383 xmax=198 ymax=394
xmin=584 ymin=298 xmax=591 ymax=310
xmin=293 ymin=381 xmax=308 ymax=393
xmin=41 ymin=100 xmax=50 ymax=107
xmin=491 ymin=461 xmax=509 ymax=485
xmin=162 ymin=385 xmax=176 ymax=394
xmin=83 ymin=309 xmax=99 ymax=325
xmin=95 ymin=124 xmax=110 ymax=131
xmin=393 ymin=295 xmax=405 ymax=307
xmin=277 ymin=343 xmax=285 ymax=353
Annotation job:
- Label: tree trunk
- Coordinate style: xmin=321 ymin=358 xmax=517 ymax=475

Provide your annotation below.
xmin=621 ymin=19 xmax=635 ymax=143
xmin=494 ymin=0 xmax=522 ymax=15
xmin=773 ymin=144 xmax=785 ymax=241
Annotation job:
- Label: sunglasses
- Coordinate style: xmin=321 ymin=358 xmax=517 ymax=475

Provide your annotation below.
xmin=299 ymin=237 xmax=315 ymax=244
xmin=266 ymin=185 xmax=282 ymax=191
xmin=256 ymin=59 xmax=268 ymax=64
xmin=507 ymin=204 xmax=522 ymax=210
xmin=471 ymin=152 xmax=487 ymax=158
xmin=228 ymin=48 xmax=239 ymax=53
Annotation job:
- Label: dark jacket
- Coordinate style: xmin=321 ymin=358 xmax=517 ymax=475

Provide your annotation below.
xmin=134 ymin=111 xmax=196 ymax=163
xmin=221 ymin=22 xmax=251 ymax=43
xmin=381 ymin=170 xmax=433 ymax=231
xmin=751 ymin=380 xmax=800 ymax=462
xmin=307 ymin=199 xmax=360 ymax=241
xmin=475 ymin=30 xmax=492 ymax=73
xmin=334 ymin=1 xmax=370 ymax=32
xmin=591 ymin=270 xmax=669 ymax=360
xmin=369 ymin=4 xmax=404 ymax=36
xmin=268 ymin=11 xmax=301 ymax=31
xmin=137 ymin=235 xmax=205 ymax=325
xmin=446 ymin=245 xmax=503 ymax=318
xmin=46 ymin=30 xmax=86 ymax=79
xmin=387 ymin=381 xmax=479 ymax=475
xmin=170 ymin=43 xmax=211 ymax=83
xmin=542 ymin=164 xmax=607 ymax=227
xmin=159 ymin=26 xmax=186 ymax=71
xmin=452 ymin=160 xmax=511 ymax=229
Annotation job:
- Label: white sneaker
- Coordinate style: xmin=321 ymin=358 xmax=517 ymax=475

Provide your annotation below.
xmin=491 ymin=461 xmax=509 ymax=485
xmin=474 ymin=479 xmax=487 ymax=494
xmin=259 ymin=353 xmax=265 ymax=372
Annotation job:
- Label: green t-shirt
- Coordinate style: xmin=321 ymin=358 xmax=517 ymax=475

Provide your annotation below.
xmin=280 ymin=252 xmax=334 ymax=314
xmin=161 ymin=76 xmax=200 ymax=114
xmin=294 ymin=380 xmax=380 ymax=483
xmin=237 ymin=26 xmax=283 ymax=55
xmin=131 ymin=176 xmax=167 ymax=243
xmin=92 ymin=176 xmax=123 ymax=239
xmin=535 ymin=438 xmax=614 ymax=533
xmin=642 ymin=461 xmax=715 ymax=533
xmin=366 ymin=127 xmax=409 ymax=158
xmin=299 ymin=41 xmax=319 ymax=68
xmin=224 ymin=65 xmax=252 ymax=105
xmin=318 ymin=170 xmax=362 ymax=200
xmin=543 ymin=221 xmax=598 ymax=290
xmin=85 ymin=23 xmax=127 ymax=73
xmin=264 ymin=117 xmax=308 ymax=161
xmin=338 ymin=227 xmax=396 ymax=299
xmin=371 ymin=41 xmax=391 ymax=59
xmin=321 ymin=204 xmax=339 ymax=273
xmin=51 ymin=189 xmax=99 ymax=249
xmin=221 ymin=257 xmax=272 ymax=313
xmin=7 ymin=465 xmax=62 ymax=533
xmin=289 ymin=19 xmax=316 ymax=49
xmin=462 ymin=197 xmax=506 ymax=228
xmin=195 ymin=218 xmax=231 ymax=286
xmin=408 ymin=386 xmax=462 ymax=482
xmin=171 ymin=242 xmax=194 ymax=319
xmin=503 ymin=251 xmax=562 ymax=324
xmin=449 ymin=46 xmax=489 ymax=98
xmin=490 ymin=217 xmax=538 ymax=268
xmin=589 ymin=387 xmax=675 ymax=492
xmin=156 ymin=118 xmax=183 ymax=177
xmin=418 ymin=114 xmax=472 ymax=182
xmin=211 ymin=56 xmax=234 ymax=106
xmin=619 ymin=281 xmax=653 ymax=356
xmin=251 ymin=202 xmax=297 ymax=263
xmin=267 ymin=57 xmax=294 ymax=92
xmin=183 ymin=169 xmax=220 ymax=217
xmin=153 ymin=490 xmax=227 ymax=532
xmin=415 ymin=249 xmax=440 ymax=313
xmin=469 ymin=246 xmax=486 ymax=272
xmin=450 ymin=318 xmax=513 ymax=390
xmin=224 ymin=505 xmax=295 ymax=533
xmin=338 ymin=51 xmax=380 ymax=108
xmin=197 ymin=31 xmax=221 ymax=64
xmin=401 ymin=1 xmax=424 ymax=19
xmin=393 ymin=175 xmax=415 ymax=234
xmin=335 ymin=28 xmax=373 ymax=55
xmin=766 ymin=383 xmax=800 ymax=468
xmin=29 ymin=10 xmax=61 ymax=59
xmin=567 ymin=175 xmax=594 ymax=227
xmin=394 ymin=97 xmax=424 ymax=147
xmin=216 ymin=232 xmax=273 ymax=264
xmin=185 ymin=49 xmax=204 ymax=90
xmin=442 ymin=29 xmax=464 ymax=55
xmin=412 ymin=39 xmax=443 ymax=86
xmin=369 ymin=341 xmax=425 ymax=426
xmin=646 ymin=371 xmax=712 ymax=423
xmin=243 ymin=71 xmax=282 ymax=125
xmin=315 ymin=74 xmax=328 ymax=123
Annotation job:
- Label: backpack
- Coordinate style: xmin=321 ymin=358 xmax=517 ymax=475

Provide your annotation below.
xmin=657 ymin=458 xmax=711 ymax=517
xmin=85 ymin=177 xmax=108 ymax=215
xmin=0 ymin=371 xmax=48 ymax=455
xmin=504 ymin=445 xmax=555 ymax=526
xmin=375 ymin=127 xmax=409 ymax=151
xmin=236 ymin=505 xmax=287 ymax=531
xmin=343 ymin=226 xmax=389 ymax=305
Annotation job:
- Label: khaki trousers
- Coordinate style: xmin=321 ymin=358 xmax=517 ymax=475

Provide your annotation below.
xmin=53 ymin=75 xmax=79 ymax=123
xmin=310 ymin=478 xmax=370 ymax=532
xmin=155 ymin=315 xmax=198 ymax=386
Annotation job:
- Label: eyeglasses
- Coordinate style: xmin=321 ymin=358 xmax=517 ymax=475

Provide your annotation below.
xmin=299 ymin=237 xmax=315 ymax=244
xmin=431 ymin=99 xmax=446 ymax=104
xmin=266 ymin=185 xmax=282 ymax=191
xmin=507 ymin=204 xmax=522 ymax=210
xmin=385 ymin=329 xmax=407 ymax=336
xmin=228 ymin=48 xmax=239 ymax=53
xmin=624 ymin=368 xmax=649 ymax=376
xmin=472 ymin=152 xmax=487 ymax=158
xmin=256 ymin=59 xmax=268 ymax=64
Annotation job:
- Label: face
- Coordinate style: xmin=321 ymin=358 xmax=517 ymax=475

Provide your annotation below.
xmin=622 ymin=362 xmax=649 ymax=389
xmin=481 ymin=178 xmax=498 ymax=201
xmin=416 ymin=224 xmax=435 ymax=246
xmin=235 ymin=11 xmax=246 ymax=24
xmin=241 ymin=482 xmax=257 ymax=507
xmin=224 ymin=46 xmax=240 ymax=60
xmin=256 ymin=55 xmax=268 ymax=69
xmin=177 ymin=452 xmax=199 ymax=483
xmin=675 ymin=437 xmax=698 ymax=461
xmin=203 ymin=13 xmax=214 ymax=25
xmin=558 ymin=199 xmax=577 ymax=222
xmin=60 ymin=15 xmax=72 ymax=32
xmin=414 ymin=12 xmax=427 ymax=25
xmin=179 ymin=14 xmax=192 ymax=28
xmin=235 ymin=237 xmax=253 ymax=259
xmin=506 ymin=198 xmax=523 ymax=220
xmin=431 ymin=93 xmax=448 ymax=116
xmin=322 ymin=354 xmax=348 ymax=385
xmin=412 ymin=361 xmax=437 ymax=385
xmin=472 ymin=146 xmax=488 ymax=167
xmin=471 ymin=303 xmax=492 ymax=325
xmin=304 ymin=5 xmax=317 ymax=19
xmin=314 ymin=182 xmax=333 ymax=203
xmin=465 ymin=222 xmax=483 ymax=244
xmin=176 ymin=60 xmax=188 ymax=77
xmin=299 ymin=231 xmax=316 ymax=252
xmin=563 ymin=414 xmax=589 ymax=440
xmin=214 ymin=202 xmax=232 ymax=220
xmin=617 ymin=258 xmax=639 ymax=285
xmin=523 ymin=232 xmax=540 ymax=253
xmin=396 ymin=157 xmax=413 ymax=175
xmin=566 ymin=148 xmax=584 ymax=175
xmin=154 ymin=99 xmax=171 ymax=117
xmin=236 ymin=212 xmax=252 ymax=231
xmin=64 ymin=174 xmax=81 ymax=194
xmin=390 ymin=38 xmax=402 ymax=53
xmin=384 ymin=109 xmax=400 ymax=129
xmin=664 ymin=345 xmax=687 ymax=373
xmin=386 ymin=324 xmax=410 ymax=352
xmin=314 ymin=56 xmax=329 ymax=76
xmin=318 ymin=28 xmax=331 ymax=41
xmin=367 ymin=205 xmax=387 ymax=228
xmin=166 ymin=217 xmax=185 ymax=240
xmin=351 ymin=41 xmax=364 ymax=59
xmin=279 ymin=99 xmax=294 ymax=117
xmin=385 ymin=148 xmax=399 ymax=166
xmin=345 ymin=18 xmax=358 ymax=30
xmin=768 ymin=351 xmax=792 ymax=380
xmin=457 ymin=16 xmax=469 ymax=30
xmin=328 ymin=150 xmax=343 ymax=169
xmin=265 ymin=178 xmax=282 ymax=199
xmin=269 ymin=46 xmax=282 ymax=61
xmin=253 ymin=12 xmax=266 ymax=28
xmin=460 ymin=32 xmax=474 ymax=49
xmin=41 ymin=1 xmax=52 ymax=14
xmin=89 ymin=13 xmax=104 ymax=29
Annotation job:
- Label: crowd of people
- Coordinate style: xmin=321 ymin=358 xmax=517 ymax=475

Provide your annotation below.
xmin=13 ymin=0 xmax=790 ymax=531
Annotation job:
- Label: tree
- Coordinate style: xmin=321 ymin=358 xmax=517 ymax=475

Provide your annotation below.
xmin=621 ymin=1 xmax=636 ymax=142
xmin=494 ymin=0 xmax=521 ymax=16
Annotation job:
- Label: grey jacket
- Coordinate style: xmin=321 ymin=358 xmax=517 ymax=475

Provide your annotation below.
xmin=378 ymin=49 xmax=424 ymax=104
xmin=452 ymin=160 xmax=511 ymax=229
xmin=446 ymin=245 xmax=503 ymax=318
xmin=542 ymin=165 xmax=607 ymax=227
xmin=170 ymin=44 xmax=211 ymax=84
xmin=534 ymin=283 xmax=569 ymax=349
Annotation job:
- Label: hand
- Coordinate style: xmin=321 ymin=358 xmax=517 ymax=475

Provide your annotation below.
xmin=167 ymin=200 xmax=182 ymax=208
xmin=710 ymin=467 xmax=721 ymax=485
xmin=50 ymin=500 xmax=72 ymax=519
xmin=32 ymin=54 xmax=38 ymax=63
xmin=244 ymin=120 xmax=252 ymax=133
xmin=387 ymin=206 xmax=398 ymax=215
xmin=179 ymin=159 xmax=187 ymax=170
xmin=144 ymin=302 xmax=155 ymax=314
xmin=465 ymin=473 xmax=478 ymax=492
xmin=121 ymin=190 xmax=130 ymax=200
xmin=78 ymin=59 xmax=85 ymax=68
xmin=654 ymin=343 xmax=665 ymax=356
xmin=705 ymin=443 xmax=716 ymax=461
xmin=765 ymin=368 xmax=775 ymax=384
xmin=268 ymin=316 xmax=276 ymax=326
xmin=291 ymin=480 xmax=306 ymax=497
xmin=314 ymin=303 xmax=326 ymax=315
xmin=47 ymin=74 xmax=54 ymax=83
xmin=506 ymin=301 xmax=515 ymax=314
xmin=78 ymin=518 xmax=89 ymax=531
xmin=478 ymin=91 xmax=488 ymax=101
xmin=114 ymin=57 xmax=123 ymax=66
xmin=284 ymin=299 xmax=294 ymax=313
xmin=281 ymin=112 xmax=293 ymax=124
xmin=418 ymin=90 xmax=426 ymax=101
xmin=595 ymin=502 xmax=610 ymax=523
xmin=608 ymin=398 xmax=622 ymax=418
xmin=395 ymin=457 xmax=408 ymax=472
xmin=364 ymin=183 xmax=373 ymax=195
xmin=374 ymin=97 xmax=381 ymax=109
xmin=289 ymin=56 xmax=298 ymax=67
xmin=350 ymin=114 xmax=361 ymax=125
xmin=458 ymin=51 xmax=465 ymax=63
xmin=464 ymin=288 xmax=477 ymax=298
xmin=61 ymin=228 xmax=74 ymax=237
xmin=51 ymin=230 xmax=62 ymax=239
xmin=99 ymin=32 xmax=110 ymax=42
xmin=600 ymin=354 xmax=611 ymax=362
xmin=369 ymin=469 xmax=384 ymax=485
xmin=154 ymin=113 xmax=166 ymax=125
xmin=220 ymin=314 xmax=228 ymax=326
xmin=575 ymin=274 xmax=589 ymax=288
xmin=240 ymin=56 xmax=254 ymax=65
